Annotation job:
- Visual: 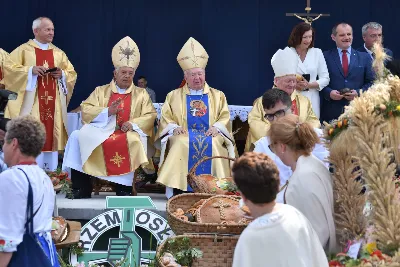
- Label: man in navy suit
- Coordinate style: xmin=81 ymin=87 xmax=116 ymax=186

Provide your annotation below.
xmin=357 ymin=22 xmax=393 ymax=60
xmin=320 ymin=23 xmax=374 ymax=123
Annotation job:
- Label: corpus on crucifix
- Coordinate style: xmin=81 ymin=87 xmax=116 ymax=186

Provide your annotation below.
xmin=286 ymin=0 xmax=330 ymax=24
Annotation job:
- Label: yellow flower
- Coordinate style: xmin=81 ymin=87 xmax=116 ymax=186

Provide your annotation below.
xmin=364 ymin=242 xmax=377 ymax=254
xmin=396 ymin=105 xmax=400 ymax=111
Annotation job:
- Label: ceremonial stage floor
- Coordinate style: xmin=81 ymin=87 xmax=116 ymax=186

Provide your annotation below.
xmin=56 ymin=192 xmax=168 ymax=221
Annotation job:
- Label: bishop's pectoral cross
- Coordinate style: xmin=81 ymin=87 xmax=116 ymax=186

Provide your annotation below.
xmin=286 ymin=0 xmax=330 ymax=24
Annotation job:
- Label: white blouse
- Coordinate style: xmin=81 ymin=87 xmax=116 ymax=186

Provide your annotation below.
xmin=0 ymin=165 xmax=55 ymax=252
xmin=253 ymin=128 xmax=329 ymax=203
xmin=290 ymin=47 xmax=330 ymax=119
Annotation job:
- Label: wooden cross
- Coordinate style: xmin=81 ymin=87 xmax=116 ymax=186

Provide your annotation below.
xmin=286 ymin=0 xmax=330 ymax=24
xmin=212 ymin=200 xmax=231 ymax=220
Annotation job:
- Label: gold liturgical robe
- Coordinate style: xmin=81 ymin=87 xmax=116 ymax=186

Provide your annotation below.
xmin=0 ymin=49 xmax=9 ymax=81
xmin=245 ymin=90 xmax=320 ymax=151
xmin=2 ymin=40 xmax=77 ymax=151
xmin=155 ymin=83 xmax=236 ymax=191
xmin=80 ymin=81 xmax=157 ymax=177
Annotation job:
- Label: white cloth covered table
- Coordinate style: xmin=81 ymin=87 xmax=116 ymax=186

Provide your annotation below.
xmin=67 ymin=103 xmax=253 ymax=134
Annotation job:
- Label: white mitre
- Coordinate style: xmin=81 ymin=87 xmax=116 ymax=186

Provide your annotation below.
xmin=271 ymin=47 xmax=298 ymax=78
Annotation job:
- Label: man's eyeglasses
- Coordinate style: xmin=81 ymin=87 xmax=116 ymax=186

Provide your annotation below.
xmin=264 ymin=106 xmax=291 ymax=121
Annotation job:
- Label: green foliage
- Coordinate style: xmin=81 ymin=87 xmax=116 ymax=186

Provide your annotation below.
xmin=162 ymin=237 xmax=203 ymax=267
xmin=374 ymin=101 xmax=400 ymax=119
xmin=70 ymin=242 xmax=85 ymax=256
xmin=219 ymin=181 xmax=238 ymax=192
xmin=325 ymin=117 xmax=351 ymax=141
xmin=46 ymin=169 xmax=74 ymax=198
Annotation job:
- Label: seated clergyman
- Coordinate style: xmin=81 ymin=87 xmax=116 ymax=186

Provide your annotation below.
xmin=245 ymin=46 xmax=320 ymax=152
xmin=62 ymin=36 xmax=157 ymax=198
xmin=155 ymin=37 xmax=236 ymax=198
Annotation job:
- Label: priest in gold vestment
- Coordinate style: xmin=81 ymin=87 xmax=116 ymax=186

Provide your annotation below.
xmin=62 ymin=37 xmax=156 ymax=198
xmin=155 ymin=37 xmax=236 ymax=198
xmin=63 ymin=37 xmax=157 ymax=198
xmin=2 ymin=17 xmax=77 ymax=170
xmin=0 ymin=49 xmax=9 ymax=89
xmin=245 ymin=47 xmax=320 ymax=151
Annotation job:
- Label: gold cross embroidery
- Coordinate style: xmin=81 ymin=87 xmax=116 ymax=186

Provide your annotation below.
xmin=212 ymin=200 xmax=231 ymax=220
xmin=42 ymin=60 xmax=49 ymax=69
xmin=110 ymin=152 xmax=125 ymax=167
xmin=177 ymin=39 xmax=207 ymax=68
xmin=40 ymin=91 xmax=54 ymax=105
xmin=110 ymin=134 xmax=118 ymax=140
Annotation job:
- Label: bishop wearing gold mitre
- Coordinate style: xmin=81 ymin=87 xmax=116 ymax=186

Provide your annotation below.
xmin=2 ymin=17 xmax=77 ymax=170
xmin=155 ymin=37 xmax=236 ymax=198
xmin=244 ymin=47 xmax=320 ymax=151
xmin=0 ymin=49 xmax=10 ymax=89
xmin=62 ymin=36 xmax=157 ymax=198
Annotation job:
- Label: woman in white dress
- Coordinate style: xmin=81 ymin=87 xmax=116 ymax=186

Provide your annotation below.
xmin=268 ymin=114 xmax=337 ymax=253
xmin=288 ymin=22 xmax=330 ymax=119
xmin=0 ymin=116 xmax=59 ymax=266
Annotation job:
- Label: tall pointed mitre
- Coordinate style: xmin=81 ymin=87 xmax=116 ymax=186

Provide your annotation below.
xmin=271 ymin=47 xmax=298 ymax=78
xmin=111 ymin=36 xmax=140 ymax=69
xmin=177 ymin=37 xmax=209 ymax=71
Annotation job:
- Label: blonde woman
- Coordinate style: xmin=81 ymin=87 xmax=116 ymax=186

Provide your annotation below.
xmin=269 ymin=114 xmax=336 ymax=252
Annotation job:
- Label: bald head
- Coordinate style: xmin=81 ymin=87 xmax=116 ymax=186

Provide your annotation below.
xmin=32 ymin=17 xmax=54 ymax=44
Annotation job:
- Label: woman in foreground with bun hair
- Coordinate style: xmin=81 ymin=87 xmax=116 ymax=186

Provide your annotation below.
xmin=268 ymin=114 xmax=337 ymax=253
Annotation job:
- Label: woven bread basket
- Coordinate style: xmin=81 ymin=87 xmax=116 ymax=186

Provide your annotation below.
xmin=187 ymin=156 xmax=236 ymax=194
xmin=156 ymin=234 xmax=239 ymax=267
xmin=167 ymin=193 xmax=247 ymax=235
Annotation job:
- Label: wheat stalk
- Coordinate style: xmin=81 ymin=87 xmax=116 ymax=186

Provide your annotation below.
xmin=350 ymin=94 xmax=400 ymax=252
xmin=326 ymin=127 xmax=367 ymax=246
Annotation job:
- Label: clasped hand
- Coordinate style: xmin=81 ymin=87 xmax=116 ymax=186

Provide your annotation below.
xmin=330 ymin=89 xmax=357 ymax=101
xmin=343 ymin=90 xmax=357 ymax=101
xmin=32 ymin=66 xmax=62 ymax=79
xmin=173 ymin=126 xmax=219 ymax=137
xmin=120 ymin=122 xmax=133 ymax=132
xmin=296 ymin=81 xmax=309 ymax=91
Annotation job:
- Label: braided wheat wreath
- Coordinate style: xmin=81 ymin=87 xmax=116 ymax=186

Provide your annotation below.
xmin=324 ymin=44 xmax=400 ymax=261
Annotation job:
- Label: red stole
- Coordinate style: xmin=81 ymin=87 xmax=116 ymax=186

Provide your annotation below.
xmin=101 ymin=92 xmax=132 ymax=176
xmin=0 ymin=67 xmax=3 ymax=80
xmin=35 ymin=48 xmax=57 ymax=152
xmin=291 ymin=99 xmax=299 ymax=115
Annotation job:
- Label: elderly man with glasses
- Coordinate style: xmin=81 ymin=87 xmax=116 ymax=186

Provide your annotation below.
xmin=252 ymin=88 xmax=329 ymax=203
xmin=245 ymin=47 xmax=320 ymax=152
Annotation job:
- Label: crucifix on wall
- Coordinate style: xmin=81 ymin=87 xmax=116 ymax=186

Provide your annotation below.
xmin=286 ymin=0 xmax=330 ymax=24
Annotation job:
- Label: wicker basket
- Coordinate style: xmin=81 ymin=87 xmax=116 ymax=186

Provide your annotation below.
xmin=167 ymin=193 xmax=247 ymax=235
xmin=187 ymin=156 xmax=236 ymax=194
xmin=156 ymin=234 xmax=239 ymax=267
